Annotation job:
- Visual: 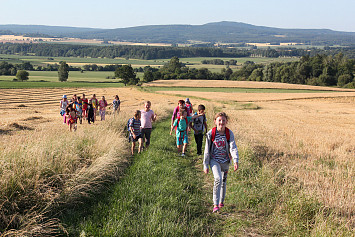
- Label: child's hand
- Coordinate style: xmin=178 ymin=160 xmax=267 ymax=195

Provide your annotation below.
xmin=234 ymin=163 xmax=239 ymax=171
xmin=204 ymin=168 xmax=209 ymax=174
xmin=170 ymin=131 xmax=172 ymax=135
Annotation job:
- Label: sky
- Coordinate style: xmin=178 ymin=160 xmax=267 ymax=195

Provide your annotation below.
xmin=1 ymin=0 xmax=354 ymax=32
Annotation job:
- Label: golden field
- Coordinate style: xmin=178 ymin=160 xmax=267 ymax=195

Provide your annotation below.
xmin=0 ymin=81 xmax=354 ymax=234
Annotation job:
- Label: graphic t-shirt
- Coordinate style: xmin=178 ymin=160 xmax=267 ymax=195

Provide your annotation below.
xmin=98 ymin=100 xmax=107 ymax=110
xmin=193 ymin=112 xmax=206 ymax=134
xmin=211 ymin=132 xmax=229 ymax=164
xmin=82 ymin=98 xmax=88 ymax=110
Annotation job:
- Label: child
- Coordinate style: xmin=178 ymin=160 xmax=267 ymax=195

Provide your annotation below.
xmin=98 ymin=96 xmax=108 ymax=121
xmin=171 ymin=100 xmax=191 ymax=128
xmin=192 ymin=104 xmax=208 ymax=155
xmin=203 ymin=112 xmax=239 ymax=213
xmin=170 ymin=110 xmax=202 ymax=156
xmin=90 ymin=94 xmax=98 ymax=121
xmin=111 ymin=95 xmax=121 ymax=116
xmin=185 ymin=98 xmax=193 ymax=114
xmin=86 ymin=102 xmax=95 ymax=124
xmin=60 ymin=95 xmax=68 ymax=124
xmin=76 ymin=96 xmax=83 ymax=124
xmin=129 ymin=110 xmax=143 ymax=155
xmin=140 ymin=101 xmax=157 ymax=149
xmin=82 ymin=94 xmax=88 ymax=120
xmin=66 ymin=105 xmax=77 ymax=132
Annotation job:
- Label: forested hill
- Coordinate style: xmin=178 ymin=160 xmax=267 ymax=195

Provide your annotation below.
xmin=1 ymin=21 xmax=355 ymax=46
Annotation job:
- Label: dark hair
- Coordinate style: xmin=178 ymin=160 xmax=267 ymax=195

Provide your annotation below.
xmin=197 ymin=104 xmax=205 ymax=111
xmin=178 ymin=100 xmax=185 ymax=105
xmin=214 ymin=112 xmax=229 ymax=121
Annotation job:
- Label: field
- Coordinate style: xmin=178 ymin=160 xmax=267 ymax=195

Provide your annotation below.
xmin=0 ymin=79 xmax=354 ymax=235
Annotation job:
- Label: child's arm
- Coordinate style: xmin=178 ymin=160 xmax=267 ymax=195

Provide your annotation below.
xmin=204 ymin=121 xmax=208 ymax=134
xmin=170 ymin=119 xmax=177 ymax=135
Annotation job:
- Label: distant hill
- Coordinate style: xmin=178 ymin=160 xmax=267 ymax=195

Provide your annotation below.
xmin=0 ymin=21 xmax=354 ymax=46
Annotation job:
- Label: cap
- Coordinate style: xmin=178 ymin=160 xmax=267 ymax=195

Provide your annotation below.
xmin=63 ymin=95 xmax=67 ymax=99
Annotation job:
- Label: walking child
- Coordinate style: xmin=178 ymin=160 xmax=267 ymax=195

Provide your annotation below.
xmin=98 ymin=96 xmax=108 ymax=121
xmin=129 ymin=110 xmax=143 ymax=155
xmin=140 ymin=101 xmax=157 ymax=149
xmin=60 ymin=95 xmax=69 ymax=124
xmin=82 ymin=94 xmax=88 ymax=120
xmin=192 ymin=104 xmax=208 ymax=155
xmin=90 ymin=94 xmax=98 ymax=122
xmin=111 ymin=95 xmax=121 ymax=116
xmin=203 ymin=112 xmax=239 ymax=213
xmin=66 ymin=105 xmax=77 ymax=132
xmin=170 ymin=110 xmax=202 ymax=156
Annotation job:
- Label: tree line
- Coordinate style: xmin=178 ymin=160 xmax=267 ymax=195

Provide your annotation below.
xmin=1 ymin=42 xmax=355 ymax=60
xmin=139 ymin=55 xmax=354 ymax=88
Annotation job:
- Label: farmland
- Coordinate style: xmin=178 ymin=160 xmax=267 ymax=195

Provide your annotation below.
xmin=0 ymin=78 xmax=354 ymax=235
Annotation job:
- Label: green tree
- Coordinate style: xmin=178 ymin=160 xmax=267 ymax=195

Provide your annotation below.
xmin=16 ymin=70 xmax=29 ymax=81
xmin=143 ymin=70 xmax=154 ymax=82
xmin=115 ymin=64 xmax=137 ymax=86
xmin=58 ymin=61 xmax=69 ymax=82
xmin=337 ymin=74 xmax=353 ymax=87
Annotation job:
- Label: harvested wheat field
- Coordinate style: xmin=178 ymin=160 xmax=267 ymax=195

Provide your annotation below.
xmin=145 ymin=79 xmax=355 ymax=91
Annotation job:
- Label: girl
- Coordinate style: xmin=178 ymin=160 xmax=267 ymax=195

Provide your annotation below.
xmin=66 ymin=105 xmax=77 ymax=132
xmin=203 ymin=112 xmax=239 ymax=213
xmin=111 ymin=95 xmax=121 ymax=116
xmin=90 ymin=94 xmax=98 ymax=121
xmin=171 ymin=100 xmax=191 ymax=128
xmin=98 ymin=96 xmax=108 ymax=121
xmin=82 ymin=93 xmax=88 ymax=120
xmin=60 ymin=95 xmax=68 ymax=124
xmin=170 ymin=110 xmax=203 ymax=156
xmin=129 ymin=110 xmax=143 ymax=155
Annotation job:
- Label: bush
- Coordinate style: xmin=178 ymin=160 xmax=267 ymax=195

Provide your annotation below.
xmin=337 ymin=74 xmax=353 ymax=87
xmin=344 ymin=81 xmax=355 ymax=89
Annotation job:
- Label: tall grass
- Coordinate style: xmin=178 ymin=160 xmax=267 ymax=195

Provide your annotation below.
xmin=0 ymin=114 xmax=130 ymax=236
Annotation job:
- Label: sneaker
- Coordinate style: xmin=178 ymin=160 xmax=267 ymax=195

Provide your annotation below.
xmin=218 ymin=203 xmax=224 ymax=208
xmin=212 ymin=207 xmax=219 ymax=213
xmin=181 ymin=153 xmax=185 ymax=157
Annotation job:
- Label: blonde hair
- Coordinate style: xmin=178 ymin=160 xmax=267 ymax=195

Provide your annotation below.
xmin=214 ymin=112 xmax=229 ymax=121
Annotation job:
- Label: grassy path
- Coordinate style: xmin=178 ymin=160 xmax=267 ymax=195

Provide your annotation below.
xmin=66 ymin=118 xmax=216 ymax=236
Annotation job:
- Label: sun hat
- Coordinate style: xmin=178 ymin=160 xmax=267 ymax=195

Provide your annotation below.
xmin=63 ymin=95 xmax=67 ymax=99
xmin=185 ymin=98 xmax=190 ymax=103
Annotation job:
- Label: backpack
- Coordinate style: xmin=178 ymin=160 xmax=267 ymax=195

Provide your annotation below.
xmin=211 ymin=127 xmax=230 ymax=143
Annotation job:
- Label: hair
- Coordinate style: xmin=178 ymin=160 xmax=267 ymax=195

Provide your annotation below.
xmin=214 ymin=112 xmax=229 ymax=121
xmin=178 ymin=100 xmax=185 ymax=105
xmin=134 ymin=110 xmax=141 ymax=119
xmin=115 ymin=95 xmax=119 ymax=100
xmin=197 ymin=104 xmax=205 ymax=111
xmin=180 ymin=109 xmax=187 ymax=116
xmin=82 ymin=93 xmax=85 ymax=96
xmin=145 ymin=100 xmax=151 ymax=105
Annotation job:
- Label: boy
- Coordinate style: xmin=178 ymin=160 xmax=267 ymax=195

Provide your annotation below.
xmin=192 ymin=104 xmax=208 ymax=155
xmin=129 ymin=110 xmax=143 ymax=155
xmin=170 ymin=110 xmax=203 ymax=156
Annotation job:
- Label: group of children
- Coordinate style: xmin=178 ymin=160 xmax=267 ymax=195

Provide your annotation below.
xmin=128 ymin=98 xmax=239 ymax=213
xmin=169 ymin=98 xmax=239 ymax=213
xmin=61 ymin=95 xmax=239 ymax=214
xmin=59 ymin=93 xmax=121 ymax=131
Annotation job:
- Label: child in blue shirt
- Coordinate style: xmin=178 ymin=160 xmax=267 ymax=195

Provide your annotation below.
xmin=170 ymin=109 xmax=203 ymax=156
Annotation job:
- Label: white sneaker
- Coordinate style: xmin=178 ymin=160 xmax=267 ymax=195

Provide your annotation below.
xmin=181 ymin=153 xmax=185 ymax=157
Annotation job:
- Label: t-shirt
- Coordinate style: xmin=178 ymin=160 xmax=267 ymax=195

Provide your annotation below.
xmin=173 ymin=116 xmax=192 ymax=138
xmin=98 ymin=100 xmax=107 ymax=110
xmin=112 ymin=99 xmax=121 ymax=110
xmin=140 ymin=109 xmax=155 ymax=129
xmin=211 ymin=132 xmax=229 ymax=164
xmin=82 ymin=98 xmax=88 ymax=109
xmin=192 ymin=112 xmax=206 ymax=134
xmin=60 ymin=100 xmax=68 ymax=110
xmin=129 ymin=118 xmax=141 ymax=136
xmin=90 ymin=98 xmax=98 ymax=109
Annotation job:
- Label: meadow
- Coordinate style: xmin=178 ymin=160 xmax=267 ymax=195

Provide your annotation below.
xmin=0 ymin=78 xmax=354 ymax=235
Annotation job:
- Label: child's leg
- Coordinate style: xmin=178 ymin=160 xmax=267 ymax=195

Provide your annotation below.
xmin=177 ymin=144 xmax=182 ymax=153
xmin=210 ymin=159 xmax=223 ymax=206
xmin=131 ymin=141 xmax=136 ymax=155
xmin=219 ymin=162 xmax=230 ymax=205
xmin=182 ymin=143 xmax=188 ymax=154
xmin=196 ymin=133 xmax=203 ymax=154
xmin=102 ymin=110 xmax=105 ymax=120
xmin=138 ymin=138 xmax=143 ymax=153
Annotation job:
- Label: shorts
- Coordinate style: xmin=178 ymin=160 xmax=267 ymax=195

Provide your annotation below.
xmin=176 ymin=132 xmax=188 ymax=146
xmin=131 ymin=134 xmax=142 ymax=142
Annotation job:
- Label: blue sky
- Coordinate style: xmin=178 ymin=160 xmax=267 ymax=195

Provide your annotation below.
xmin=1 ymin=0 xmax=354 ymax=32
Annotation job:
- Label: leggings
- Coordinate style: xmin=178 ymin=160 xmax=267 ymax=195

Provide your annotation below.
xmin=210 ymin=159 xmax=229 ymax=205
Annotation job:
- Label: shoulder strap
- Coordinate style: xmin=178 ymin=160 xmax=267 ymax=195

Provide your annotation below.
xmin=211 ymin=127 xmax=217 ymax=142
xmin=225 ymin=127 xmax=230 ymax=142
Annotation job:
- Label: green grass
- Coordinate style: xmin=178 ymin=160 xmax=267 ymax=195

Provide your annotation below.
xmin=62 ymin=118 xmax=216 ymax=236
xmin=0 ymin=71 xmax=125 ymax=88
xmin=144 ymin=86 xmax=337 ymax=94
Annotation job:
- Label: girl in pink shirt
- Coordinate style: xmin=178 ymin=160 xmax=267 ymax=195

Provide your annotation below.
xmin=98 ymin=96 xmax=108 ymax=121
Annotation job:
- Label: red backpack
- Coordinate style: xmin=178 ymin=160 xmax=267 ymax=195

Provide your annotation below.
xmin=176 ymin=117 xmax=189 ymax=132
xmin=211 ymin=127 xmax=230 ymax=143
